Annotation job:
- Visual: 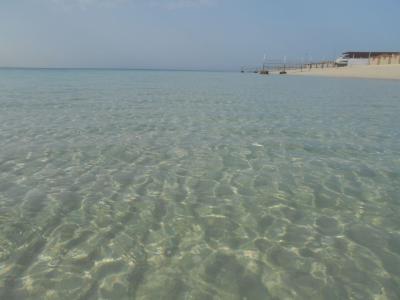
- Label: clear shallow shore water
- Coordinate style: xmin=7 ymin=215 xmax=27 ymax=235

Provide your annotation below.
xmin=0 ymin=69 xmax=400 ymax=300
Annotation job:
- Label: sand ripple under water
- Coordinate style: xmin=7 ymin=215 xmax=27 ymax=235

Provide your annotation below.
xmin=0 ymin=70 xmax=400 ymax=299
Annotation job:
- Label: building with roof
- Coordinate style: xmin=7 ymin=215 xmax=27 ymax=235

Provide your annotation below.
xmin=335 ymin=51 xmax=400 ymax=66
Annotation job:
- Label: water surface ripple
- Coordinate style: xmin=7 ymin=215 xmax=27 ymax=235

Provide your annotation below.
xmin=0 ymin=70 xmax=400 ymax=299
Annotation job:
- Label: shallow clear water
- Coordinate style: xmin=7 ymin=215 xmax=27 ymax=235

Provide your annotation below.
xmin=0 ymin=69 xmax=400 ymax=299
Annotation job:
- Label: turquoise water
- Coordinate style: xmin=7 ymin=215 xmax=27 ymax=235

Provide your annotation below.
xmin=0 ymin=69 xmax=400 ymax=299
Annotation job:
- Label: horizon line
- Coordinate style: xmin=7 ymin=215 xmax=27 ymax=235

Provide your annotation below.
xmin=0 ymin=66 xmax=238 ymax=72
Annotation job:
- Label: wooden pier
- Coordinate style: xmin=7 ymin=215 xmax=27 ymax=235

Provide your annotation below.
xmin=241 ymin=60 xmax=336 ymax=75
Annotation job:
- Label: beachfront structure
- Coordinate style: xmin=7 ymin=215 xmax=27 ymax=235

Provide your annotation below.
xmin=335 ymin=51 xmax=400 ymax=66
xmin=370 ymin=53 xmax=400 ymax=65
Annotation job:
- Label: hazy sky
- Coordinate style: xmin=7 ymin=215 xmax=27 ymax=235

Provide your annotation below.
xmin=0 ymin=0 xmax=399 ymax=70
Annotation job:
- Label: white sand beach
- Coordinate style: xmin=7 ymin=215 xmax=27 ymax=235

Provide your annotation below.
xmin=288 ymin=64 xmax=400 ymax=80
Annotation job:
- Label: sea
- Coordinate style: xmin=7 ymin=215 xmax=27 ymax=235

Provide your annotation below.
xmin=0 ymin=69 xmax=400 ymax=299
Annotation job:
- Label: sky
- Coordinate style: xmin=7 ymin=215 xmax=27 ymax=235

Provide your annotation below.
xmin=0 ymin=0 xmax=399 ymax=70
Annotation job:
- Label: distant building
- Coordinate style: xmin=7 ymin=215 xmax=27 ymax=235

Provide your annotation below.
xmin=369 ymin=52 xmax=400 ymax=65
xmin=335 ymin=51 xmax=400 ymax=66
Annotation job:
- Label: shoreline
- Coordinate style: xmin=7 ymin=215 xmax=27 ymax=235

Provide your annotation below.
xmin=287 ymin=64 xmax=400 ymax=80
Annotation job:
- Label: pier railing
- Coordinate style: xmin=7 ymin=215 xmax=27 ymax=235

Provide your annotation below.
xmin=241 ymin=60 xmax=336 ymax=74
